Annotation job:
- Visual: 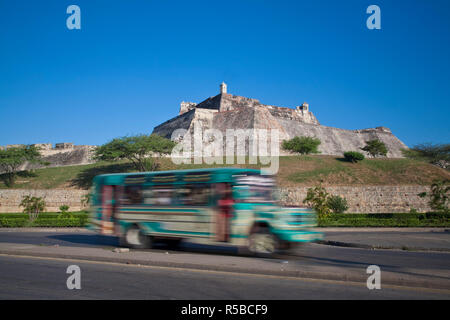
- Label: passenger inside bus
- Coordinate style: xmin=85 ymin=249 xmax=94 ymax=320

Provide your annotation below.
xmin=216 ymin=183 xmax=234 ymax=242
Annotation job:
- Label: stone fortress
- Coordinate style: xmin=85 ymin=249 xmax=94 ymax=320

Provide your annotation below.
xmin=1 ymin=82 xmax=408 ymax=172
xmin=153 ymin=83 xmax=408 ymax=157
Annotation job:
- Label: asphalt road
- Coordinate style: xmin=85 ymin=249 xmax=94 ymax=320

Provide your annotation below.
xmin=0 ymin=230 xmax=449 ymax=299
xmin=0 ymin=254 xmax=448 ymax=299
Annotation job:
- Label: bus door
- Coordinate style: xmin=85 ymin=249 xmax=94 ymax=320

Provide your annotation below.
xmin=215 ymin=183 xmax=234 ymax=242
xmin=101 ymin=185 xmax=116 ymax=235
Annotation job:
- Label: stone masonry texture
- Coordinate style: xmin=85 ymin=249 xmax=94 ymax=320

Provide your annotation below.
xmin=0 ymin=189 xmax=89 ymax=213
xmin=0 ymin=186 xmax=430 ymax=213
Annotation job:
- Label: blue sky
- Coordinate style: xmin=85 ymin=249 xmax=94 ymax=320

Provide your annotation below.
xmin=0 ymin=0 xmax=449 ymax=147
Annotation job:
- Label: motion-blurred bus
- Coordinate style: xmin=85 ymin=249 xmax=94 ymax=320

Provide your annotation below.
xmin=87 ymin=168 xmax=322 ymax=255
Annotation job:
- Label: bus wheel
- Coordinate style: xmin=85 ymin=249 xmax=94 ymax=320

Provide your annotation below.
xmin=248 ymin=230 xmax=278 ymax=257
xmin=124 ymin=225 xmax=152 ymax=249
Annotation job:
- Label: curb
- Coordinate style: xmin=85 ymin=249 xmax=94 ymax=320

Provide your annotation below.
xmin=316 ymin=240 xmax=450 ymax=253
xmin=0 ymin=248 xmax=449 ymax=291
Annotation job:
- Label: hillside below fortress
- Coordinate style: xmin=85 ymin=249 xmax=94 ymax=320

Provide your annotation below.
xmin=152 ymin=83 xmax=408 ymax=157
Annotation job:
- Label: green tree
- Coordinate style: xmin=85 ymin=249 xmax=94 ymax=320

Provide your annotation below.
xmin=361 ymin=139 xmax=388 ymax=157
xmin=282 ymin=136 xmax=321 ymax=155
xmin=0 ymin=145 xmax=44 ymax=187
xmin=343 ymin=151 xmax=365 ymax=163
xmin=418 ymin=180 xmax=449 ymax=213
xmin=402 ymin=143 xmax=449 ymax=168
xmin=94 ymin=134 xmax=176 ymax=172
xmin=20 ymin=195 xmax=46 ymax=222
xmin=303 ymin=185 xmax=332 ymax=219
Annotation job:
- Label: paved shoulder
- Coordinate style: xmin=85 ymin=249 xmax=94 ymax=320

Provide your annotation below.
xmin=320 ymin=228 xmax=450 ymax=251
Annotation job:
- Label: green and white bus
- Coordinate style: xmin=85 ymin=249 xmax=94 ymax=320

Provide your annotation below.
xmin=87 ymin=168 xmax=322 ymax=255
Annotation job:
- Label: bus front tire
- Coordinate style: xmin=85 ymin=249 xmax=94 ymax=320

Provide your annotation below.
xmin=123 ymin=225 xmax=153 ymax=249
xmin=248 ymin=230 xmax=279 ymax=257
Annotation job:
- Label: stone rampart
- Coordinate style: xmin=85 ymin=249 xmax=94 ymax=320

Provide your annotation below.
xmin=279 ymin=185 xmax=431 ymax=213
xmin=0 ymin=189 xmax=89 ymax=213
xmin=0 ymin=186 xmax=431 ymax=213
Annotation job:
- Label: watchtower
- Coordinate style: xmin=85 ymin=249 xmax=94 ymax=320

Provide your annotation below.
xmin=220 ymin=82 xmax=227 ymax=94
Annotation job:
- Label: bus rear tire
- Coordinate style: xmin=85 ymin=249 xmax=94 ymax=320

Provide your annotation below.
xmin=123 ymin=225 xmax=153 ymax=249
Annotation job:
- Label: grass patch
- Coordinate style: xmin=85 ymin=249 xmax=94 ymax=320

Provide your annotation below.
xmin=0 ymin=155 xmax=449 ymax=190
xmin=287 ymin=164 xmax=350 ymax=183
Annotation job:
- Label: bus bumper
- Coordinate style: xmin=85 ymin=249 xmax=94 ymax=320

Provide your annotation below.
xmin=273 ymin=229 xmax=323 ymax=243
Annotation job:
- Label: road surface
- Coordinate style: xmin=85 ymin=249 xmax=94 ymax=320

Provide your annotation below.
xmin=0 ymin=254 xmax=448 ymax=299
xmin=0 ymin=229 xmax=449 ymax=299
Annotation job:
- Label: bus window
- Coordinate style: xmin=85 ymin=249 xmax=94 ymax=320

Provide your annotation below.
xmin=234 ymin=175 xmax=276 ymax=203
xmin=177 ymin=184 xmax=211 ymax=206
xmin=122 ymin=185 xmax=143 ymax=205
xmin=144 ymin=185 xmax=176 ymax=206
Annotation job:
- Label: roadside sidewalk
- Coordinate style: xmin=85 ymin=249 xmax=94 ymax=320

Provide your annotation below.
xmin=319 ymin=228 xmax=450 ymax=252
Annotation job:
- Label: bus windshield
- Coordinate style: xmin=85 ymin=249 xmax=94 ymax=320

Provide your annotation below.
xmin=234 ymin=174 xmax=276 ymax=203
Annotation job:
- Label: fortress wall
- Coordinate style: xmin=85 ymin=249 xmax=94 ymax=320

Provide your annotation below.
xmin=153 ymin=109 xmax=197 ymax=139
xmin=0 ymin=189 xmax=89 ymax=213
xmin=212 ymin=107 xmax=256 ymax=131
xmin=155 ymin=105 xmax=407 ymax=158
xmin=194 ymin=94 xmax=222 ymax=111
xmin=267 ymin=106 xmax=320 ymax=125
xmin=280 ymin=185 xmax=431 ymax=213
xmin=220 ymin=94 xmax=260 ymax=111
xmin=0 ymin=145 xmax=97 ymax=174
xmin=20 ymin=147 xmax=96 ymax=171
xmin=276 ymin=119 xmax=408 ymax=157
xmin=0 ymin=186 xmax=430 ymax=213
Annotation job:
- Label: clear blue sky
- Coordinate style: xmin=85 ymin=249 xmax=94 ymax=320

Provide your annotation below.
xmin=1 ymin=0 xmax=449 ymax=147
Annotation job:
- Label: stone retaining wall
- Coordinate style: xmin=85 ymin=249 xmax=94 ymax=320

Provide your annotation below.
xmin=0 ymin=186 xmax=431 ymax=213
xmin=0 ymin=189 xmax=89 ymax=213
xmin=279 ymin=186 xmax=431 ymax=213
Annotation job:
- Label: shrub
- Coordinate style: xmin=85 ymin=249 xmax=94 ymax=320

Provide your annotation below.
xmin=418 ymin=180 xmax=449 ymax=214
xmin=361 ymin=139 xmax=388 ymax=157
xmin=20 ymin=196 xmax=46 ymax=222
xmin=0 ymin=212 xmax=89 ymax=228
xmin=303 ymin=185 xmax=332 ymax=219
xmin=59 ymin=205 xmax=70 ymax=213
xmin=81 ymin=194 xmax=90 ymax=208
xmin=58 ymin=205 xmax=73 ymax=219
xmin=343 ymin=151 xmax=365 ymax=163
xmin=282 ymin=136 xmax=321 ymax=155
xmin=327 ymin=195 xmax=349 ymax=213
xmin=402 ymin=143 xmax=449 ymax=168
